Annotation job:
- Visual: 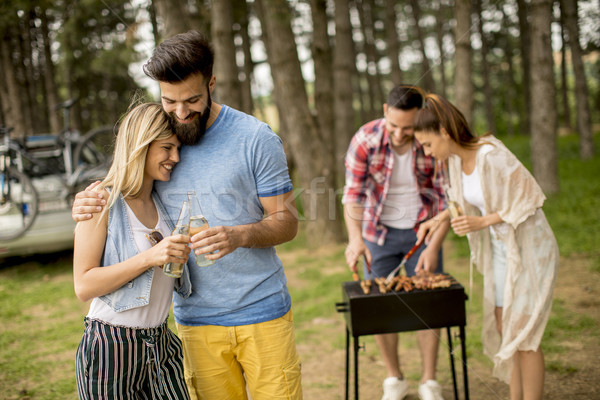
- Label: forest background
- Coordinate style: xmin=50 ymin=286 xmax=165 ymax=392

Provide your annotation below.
xmin=1 ymin=0 xmax=600 ymax=399
xmin=1 ymin=0 xmax=598 ymax=244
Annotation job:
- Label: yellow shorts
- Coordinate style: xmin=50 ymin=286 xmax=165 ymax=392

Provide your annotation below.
xmin=176 ymin=310 xmax=302 ymax=400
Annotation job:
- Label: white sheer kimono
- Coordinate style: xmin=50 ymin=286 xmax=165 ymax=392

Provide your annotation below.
xmin=446 ymin=135 xmax=559 ymax=382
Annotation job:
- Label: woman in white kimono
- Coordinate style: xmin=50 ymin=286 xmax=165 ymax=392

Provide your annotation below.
xmin=413 ymin=92 xmax=559 ymax=400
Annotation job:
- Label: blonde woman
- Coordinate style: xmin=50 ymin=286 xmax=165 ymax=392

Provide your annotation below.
xmin=73 ymin=103 xmax=191 ymax=400
xmin=414 ymin=93 xmax=558 ymax=400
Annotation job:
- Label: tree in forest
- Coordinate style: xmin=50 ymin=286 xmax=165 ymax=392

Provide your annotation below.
xmin=408 ymin=0 xmax=436 ymax=93
xmin=333 ymin=0 xmax=358 ymax=186
xmin=310 ymin=0 xmax=336 ymax=182
xmin=355 ymin=0 xmax=386 ymax=121
xmin=254 ymin=0 xmax=345 ymax=244
xmin=152 ymin=0 xmax=205 ymax=40
xmin=558 ymin=9 xmax=573 ymax=132
xmin=529 ymin=0 xmax=559 ymax=194
xmin=517 ymin=0 xmax=532 ymax=135
xmin=432 ymin=0 xmax=450 ymax=98
xmin=211 ymin=0 xmax=243 ymax=110
xmin=561 ymin=0 xmax=594 ymax=159
xmin=384 ymin=0 xmax=402 ymax=86
xmin=39 ymin=6 xmax=61 ymax=134
xmin=232 ymin=0 xmax=255 ymax=115
xmin=0 ymin=22 xmax=28 ymax=136
xmin=497 ymin=3 xmax=521 ymax=136
xmin=453 ymin=0 xmax=474 ymax=126
xmin=474 ymin=0 xmax=497 ymax=135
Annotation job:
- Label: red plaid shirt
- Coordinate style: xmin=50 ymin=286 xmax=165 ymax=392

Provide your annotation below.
xmin=342 ymin=118 xmax=446 ymax=245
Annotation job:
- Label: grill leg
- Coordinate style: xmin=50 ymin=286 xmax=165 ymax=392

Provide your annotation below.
xmin=345 ymin=328 xmax=350 ymax=400
xmin=353 ymin=335 xmax=360 ymax=400
xmin=447 ymin=327 xmax=459 ymax=400
xmin=460 ymin=326 xmax=469 ymax=400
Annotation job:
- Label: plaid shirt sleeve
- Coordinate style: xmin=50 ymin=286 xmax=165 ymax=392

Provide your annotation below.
xmin=431 ymin=161 xmax=447 ymax=215
xmin=342 ymin=130 xmax=369 ymax=205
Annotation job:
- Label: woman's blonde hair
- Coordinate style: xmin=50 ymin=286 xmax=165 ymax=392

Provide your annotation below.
xmin=98 ymin=102 xmax=172 ymax=220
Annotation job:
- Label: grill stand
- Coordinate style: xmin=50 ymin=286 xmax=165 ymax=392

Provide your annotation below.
xmin=343 ymin=326 xmax=468 ymax=400
xmin=337 ymin=280 xmax=470 ymax=400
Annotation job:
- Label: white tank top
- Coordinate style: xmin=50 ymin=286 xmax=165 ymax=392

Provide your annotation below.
xmin=462 ymin=165 xmax=486 ymax=216
xmin=86 ymin=198 xmax=175 ymax=328
xmin=380 ymin=149 xmax=422 ymax=229
xmin=461 ymin=144 xmax=502 ymax=239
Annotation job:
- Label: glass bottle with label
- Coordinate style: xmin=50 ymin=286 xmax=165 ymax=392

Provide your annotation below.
xmin=163 ymin=200 xmax=190 ymax=278
xmin=188 ymin=191 xmax=215 ymax=267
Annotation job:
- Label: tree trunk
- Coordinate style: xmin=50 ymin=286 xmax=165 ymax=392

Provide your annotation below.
xmin=529 ymin=0 xmax=559 ymax=194
xmin=453 ymin=0 xmax=473 ymax=126
xmin=232 ymin=0 xmax=255 ymax=115
xmin=517 ymin=0 xmax=532 ymax=135
xmin=0 ymin=29 xmax=28 ymax=138
xmin=384 ymin=0 xmax=402 ymax=85
xmin=211 ymin=0 xmax=242 ymax=110
xmin=501 ymin=6 xmax=518 ymax=136
xmin=40 ymin=8 xmax=61 ymax=134
xmin=334 ymin=0 xmax=358 ymax=189
xmin=356 ymin=0 xmax=385 ymax=120
xmin=349 ymin=1 xmax=367 ymax=124
xmin=310 ymin=0 xmax=335 ymax=158
xmin=311 ymin=0 xmax=345 ymax=220
xmin=475 ymin=0 xmax=497 ymax=135
xmin=409 ymin=0 xmax=436 ymax=92
xmin=153 ymin=0 xmax=199 ymax=39
xmin=147 ymin=0 xmax=161 ymax=46
xmin=558 ymin=9 xmax=572 ymax=131
xmin=20 ymin=10 xmax=38 ymax=134
xmin=561 ymin=0 xmax=594 ymax=159
xmin=255 ymin=0 xmax=345 ymax=244
xmin=434 ymin=0 xmax=448 ymax=98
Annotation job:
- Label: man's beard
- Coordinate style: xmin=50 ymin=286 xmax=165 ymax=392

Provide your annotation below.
xmin=168 ymin=95 xmax=212 ymax=146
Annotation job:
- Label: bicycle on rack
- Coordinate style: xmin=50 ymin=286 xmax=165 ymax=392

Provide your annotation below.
xmin=0 ymin=99 xmax=114 ymax=241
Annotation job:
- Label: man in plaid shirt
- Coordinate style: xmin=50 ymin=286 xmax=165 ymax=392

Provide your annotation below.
xmin=342 ymin=85 xmax=450 ymax=400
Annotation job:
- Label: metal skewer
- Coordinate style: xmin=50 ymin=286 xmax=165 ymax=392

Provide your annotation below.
xmin=384 ymin=241 xmax=422 ymax=284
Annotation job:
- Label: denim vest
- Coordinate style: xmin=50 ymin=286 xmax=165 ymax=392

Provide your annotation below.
xmin=99 ymin=190 xmax=192 ymax=312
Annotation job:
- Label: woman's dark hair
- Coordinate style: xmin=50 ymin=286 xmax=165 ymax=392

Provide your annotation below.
xmin=143 ymin=30 xmax=214 ymax=83
xmin=387 ymin=85 xmax=424 ymax=110
xmin=414 ymin=93 xmax=480 ymax=147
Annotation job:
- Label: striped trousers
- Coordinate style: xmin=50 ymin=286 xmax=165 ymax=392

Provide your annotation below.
xmin=76 ymin=318 xmax=190 ymax=400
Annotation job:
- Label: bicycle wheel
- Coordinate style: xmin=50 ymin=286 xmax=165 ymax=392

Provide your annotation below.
xmin=0 ymin=166 xmax=39 ymax=241
xmin=74 ymin=125 xmax=115 ymax=177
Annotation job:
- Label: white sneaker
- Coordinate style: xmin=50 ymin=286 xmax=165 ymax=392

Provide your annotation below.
xmin=418 ymin=380 xmax=444 ymax=400
xmin=382 ymin=376 xmax=409 ymax=400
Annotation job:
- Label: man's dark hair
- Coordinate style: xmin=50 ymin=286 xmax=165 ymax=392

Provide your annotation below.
xmin=387 ymin=85 xmax=423 ymax=110
xmin=143 ymin=30 xmax=214 ymax=83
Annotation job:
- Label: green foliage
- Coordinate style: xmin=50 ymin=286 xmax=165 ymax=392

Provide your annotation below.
xmin=0 ymin=1 xmax=145 ymax=133
xmin=53 ymin=0 xmax=142 ymax=129
xmin=502 ymin=133 xmax=600 ymax=271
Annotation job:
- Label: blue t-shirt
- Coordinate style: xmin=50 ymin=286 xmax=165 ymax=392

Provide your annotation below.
xmin=155 ymin=105 xmax=293 ymax=326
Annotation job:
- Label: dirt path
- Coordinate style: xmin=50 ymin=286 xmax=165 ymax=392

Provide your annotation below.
xmin=293 ymin=250 xmax=600 ymax=400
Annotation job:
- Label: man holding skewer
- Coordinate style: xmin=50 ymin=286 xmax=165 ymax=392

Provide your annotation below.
xmin=342 ymin=85 xmax=450 ymax=400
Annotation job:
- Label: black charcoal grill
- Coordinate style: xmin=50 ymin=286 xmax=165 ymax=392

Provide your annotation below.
xmin=336 ymin=277 xmax=469 ymax=400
